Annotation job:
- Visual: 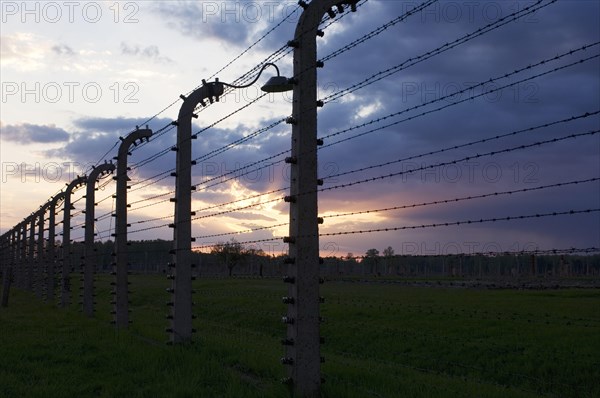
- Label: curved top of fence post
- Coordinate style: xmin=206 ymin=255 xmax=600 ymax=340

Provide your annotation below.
xmin=87 ymin=163 xmax=116 ymax=187
xmin=295 ymin=0 xmax=358 ymax=37
xmin=65 ymin=175 xmax=87 ymax=197
xmin=177 ymin=81 xmax=225 ymax=124
xmin=50 ymin=191 xmax=66 ymax=208
xmin=117 ymin=128 xmax=153 ymax=160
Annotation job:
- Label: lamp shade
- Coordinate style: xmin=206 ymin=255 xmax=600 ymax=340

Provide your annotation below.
xmin=261 ymin=76 xmax=294 ymax=93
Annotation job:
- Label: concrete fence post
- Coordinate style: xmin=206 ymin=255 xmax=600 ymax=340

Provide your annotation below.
xmin=12 ymin=226 xmax=19 ymax=289
xmin=18 ymin=221 xmax=30 ymax=290
xmin=113 ymin=129 xmax=152 ymax=328
xmin=27 ymin=216 xmax=36 ymax=291
xmin=60 ymin=176 xmax=87 ymax=307
xmin=283 ymin=1 xmax=359 ymax=396
xmin=47 ymin=193 xmax=65 ymax=304
xmin=36 ymin=209 xmax=47 ymax=300
xmin=83 ymin=163 xmax=115 ymax=317
xmin=170 ymin=81 xmax=224 ymax=344
xmin=1 ymin=231 xmax=15 ymax=307
xmin=12 ymin=228 xmax=17 ymax=285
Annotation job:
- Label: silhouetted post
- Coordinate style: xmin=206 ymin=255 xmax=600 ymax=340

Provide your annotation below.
xmin=47 ymin=193 xmax=65 ymax=303
xmin=170 ymin=82 xmax=224 ymax=344
xmin=83 ymin=163 xmax=115 ymax=317
xmin=13 ymin=223 xmax=22 ymax=289
xmin=113 ymin=129 xmax=152 ymax=328
xmin=60 ymin=176 xmax=86 ymax=307
xmin=36 ymin=206 xmax=47 ymax=300
xmin=282 ymin=1 xmax=358 ymax=395
xmin=18 ymin=222 xmax=27 ymax=289
xmin=27 ymin=216 xmax=36 ymax=291
xmin=1 ymin=230 xmax=15 ymax=307
xmin=11 ymin=226 xmax=19 ymax=289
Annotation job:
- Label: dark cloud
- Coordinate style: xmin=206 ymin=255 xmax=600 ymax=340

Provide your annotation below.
xmin=72 ymin=116 xmax=172 ymax=134
xmin=151 ymin=1 xmax=253 ymax=45
xmin=149 ymin=0 xmax=303 ymax=49
xmin=45 ymin=114 xmax=291 ymax=194
xmin=44 ymin=116 xmax=175 ymax=174
xmin=1 ymin=123 xmax=70 ymax=144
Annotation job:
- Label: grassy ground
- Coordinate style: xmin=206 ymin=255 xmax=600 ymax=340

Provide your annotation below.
xmin=1 ymin=275 xmax=598 ymax=397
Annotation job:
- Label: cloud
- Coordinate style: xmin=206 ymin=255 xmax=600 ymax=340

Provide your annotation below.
xmin=0 ymin=33 xmax=48 ymax=71
xmin=45 ymin=116 xmax=175 ymax=171
xmin=120 ymin=42 xmax=173 ymax=64
xmin=150 ymin=0 xmax=273 ymax=46
xmin=1 ymin=123 xmax=70 ymax=144
xmin=51 ymin=44 xmax=75 ymax=56
xmin=72 ymin=116 xmax=171 ymax=134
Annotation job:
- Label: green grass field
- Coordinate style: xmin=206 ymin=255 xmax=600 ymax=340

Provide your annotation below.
xmin=1 ymin=276 xmax=599 ymax=397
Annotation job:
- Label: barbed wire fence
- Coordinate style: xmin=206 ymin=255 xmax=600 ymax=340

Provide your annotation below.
xmin=1 ymin=0 xmax=599 ymax=396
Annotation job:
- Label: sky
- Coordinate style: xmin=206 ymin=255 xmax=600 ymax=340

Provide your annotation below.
xmin=1 ymin=0 xmax=599 ymax=257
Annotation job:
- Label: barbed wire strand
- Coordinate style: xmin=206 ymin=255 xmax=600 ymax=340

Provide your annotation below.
xmin=317 ymin=209 xmax=599 ymax=237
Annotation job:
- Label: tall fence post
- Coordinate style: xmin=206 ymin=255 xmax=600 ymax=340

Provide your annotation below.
xmin=113 ymin=129 xmax=152 ymax=328
xmin=27 ymin=216 xmax=36 ymax=291
xmin=47 ymin=193 xmax=65 ymax=304
xmin=170 ymin=81 xmax=224 ymax=344
xmin=20 ymin=222 xmax=29 ymax=290
xmin=36 ymin=207 xmax=47 ymax=300
xmin=283 ymin=1 xmax=359 ymax=396
xmin=83 ymin=163 xmax=115 ymax=317
xmin=60 ymin=176 xmax=86 ymax=307
xmin=1 ymin=231 xmax=14 ymax=307
xmin=13 ymin=228 xmax=18 ymax=287
xmin=13 ymin=224 xmax=20 ymax=290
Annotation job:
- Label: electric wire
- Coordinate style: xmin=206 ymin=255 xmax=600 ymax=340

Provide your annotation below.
xmin=185 ymin=178 xmax=600 ymax=241
xmin=128 ymin=108 xmax=598 ymax=225
xmin=317 ymin=209 xmax=599 ymax=237
xmin=320 ymin=48 xmax=600 ymax=146
xmin=319 ymin=130 xmax=599 ymax=193
xmin=321 ymin=178 xmax=600 ymax=219
xmin=320 ymin=0 xmax=438 ymax=62
xmin=194 ymin=129 xmax=598 ymax=221
xmin=321 ymin=0 xmax=559 ymax=104
xmin=324 ymin=111 xmax=600 ymax=180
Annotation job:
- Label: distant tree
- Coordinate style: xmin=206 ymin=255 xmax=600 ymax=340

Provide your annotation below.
xmin=364 ymin=248 xmax=380 ymax=275
xmin=383 ymin=246 xmax=395 ymax=275
xmin=383 ymin=246 xmax=394 ymax=257
xmin=245 ymin=247 xmax=265 ymax=257
xmin=211 ymin=239 xmax=244 ymax=277
xmin=365 ymin=248 xmax=379 ymax=258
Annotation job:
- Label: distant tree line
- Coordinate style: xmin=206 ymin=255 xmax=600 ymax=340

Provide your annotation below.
xmin=66 ymin=239 xmax=284 ymax=277
xmin=334 ymin=246 xmax=600 ymax=278
xmin=64 ymin=240 xmax=600 ymax=278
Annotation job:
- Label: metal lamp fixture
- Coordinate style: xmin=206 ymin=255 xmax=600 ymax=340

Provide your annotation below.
xmin=222 ymin=63 xmax=293 ymax=93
